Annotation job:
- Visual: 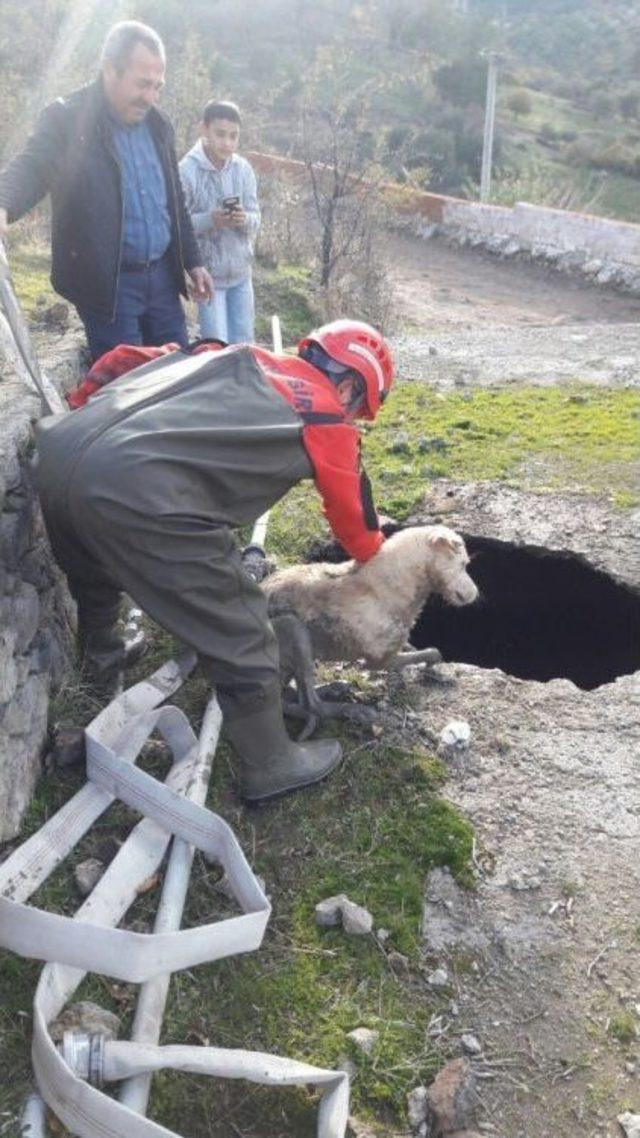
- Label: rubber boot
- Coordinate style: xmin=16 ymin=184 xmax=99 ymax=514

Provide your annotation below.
xmin=224 ymin=695 xmax=343 ymax=805
xmin=79 ymin=625 xmax=147 ymax=703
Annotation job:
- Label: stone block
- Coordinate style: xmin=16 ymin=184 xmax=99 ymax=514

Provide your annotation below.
xmin=0 ymin=512 xmax=27 ymax=570
xmin=7 ymin=580 xmax=40 ymax=653
xmin=2 ymin=673 xmax=47 ymax=737
xmin=0 ymin=630 xmax=18 ymax=702
xmin=427 ymin=1059 xmax=477 ymax=1135
xmin=0 ymin=728 xmax=44 ymax=842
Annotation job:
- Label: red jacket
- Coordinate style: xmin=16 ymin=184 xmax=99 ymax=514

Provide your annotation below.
xmin=66 ymin=343 xmax=384 ymax=563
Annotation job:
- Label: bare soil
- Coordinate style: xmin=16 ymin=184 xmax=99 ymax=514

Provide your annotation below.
xmin=380 ymin=234 xmax=640 ymax=1137
xmin=385 ymin=232 xmax=640 ymax=389
xmin=385 ymin=231 xmax=640 ymax=331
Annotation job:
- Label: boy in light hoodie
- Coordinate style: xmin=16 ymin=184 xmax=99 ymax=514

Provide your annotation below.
xmin=180 ymin=100 xmax=260 ymax=343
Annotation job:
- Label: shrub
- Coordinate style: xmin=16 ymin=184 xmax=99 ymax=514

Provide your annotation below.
xmin=507 ymin=89 xmax=533 ymax=118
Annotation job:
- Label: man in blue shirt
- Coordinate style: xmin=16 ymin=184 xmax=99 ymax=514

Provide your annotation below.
xmin=0 ymin=21 xmax=213 ymax=360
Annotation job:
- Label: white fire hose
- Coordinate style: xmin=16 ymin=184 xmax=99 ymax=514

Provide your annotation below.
xmin=4 ymin=655 xmax=348 ymax=1137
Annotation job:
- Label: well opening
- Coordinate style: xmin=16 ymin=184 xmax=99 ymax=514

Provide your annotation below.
xmin=411 ymin=534 xmax=640 ymax=691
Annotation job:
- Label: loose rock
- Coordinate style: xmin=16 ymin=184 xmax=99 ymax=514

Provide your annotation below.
xmin=460 ymin=1033 xmax=483 ymax=1056
xmin=347 ymin=1027 xmax=379 ymax=1055
xmin=439 ymin=720 xmax=471 ymax=749
xmin=342 ymin=899 xmax=374 ymax=936
xmin=315 ymin=894 xmax=349 ymax=928
xmin=315 ymin=894 xmax=373 ymax=934
xmin=347 ymin=1115 xmax=378 ymax=1138
xmin=49 ymin=1001 xmax=120 ymax=1042
xmin=388 ymin=950 xmax=410 ymax=973
xmin=619 ymin=1114 xmax=640 ymax=1138
xmin=74 ymin=857 xmax=105 ymax=896
xmin=407 ymin=1085 xmax=429 ymax=1129
xmin=51 ymin=723 xmax=86 ymax=768
xmin=427 ymin=1058 xmax=477 ymax=1135
xmin=427 ymin=967 xmax=450 ymax=988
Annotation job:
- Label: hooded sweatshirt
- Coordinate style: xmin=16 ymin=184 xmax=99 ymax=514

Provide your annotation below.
xmin=179 ymin=139 xmax=260 ymax=289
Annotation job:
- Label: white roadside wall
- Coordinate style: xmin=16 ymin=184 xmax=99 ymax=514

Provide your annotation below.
xmin=441 ymin=198 xmax=640 ymax=273
xmin=248 ymin=150 xmax=640 ymax=293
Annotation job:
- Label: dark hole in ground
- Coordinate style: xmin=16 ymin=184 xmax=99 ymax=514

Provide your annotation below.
xmin=413 ymin=535 xmax=640 ymax=690
xmin=306 ymin=530 xmax=640 ymax=691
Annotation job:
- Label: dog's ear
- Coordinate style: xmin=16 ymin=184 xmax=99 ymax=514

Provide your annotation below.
xmin=430 ymin=526 xmax=464 ymax=554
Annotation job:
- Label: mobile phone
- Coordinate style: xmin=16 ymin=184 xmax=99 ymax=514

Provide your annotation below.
xmin=222 ymin=195 xmax=240 ymax=212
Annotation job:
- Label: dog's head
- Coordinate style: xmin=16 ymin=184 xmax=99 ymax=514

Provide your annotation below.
xmin=388 ymin=525 xmax=479 ymax=607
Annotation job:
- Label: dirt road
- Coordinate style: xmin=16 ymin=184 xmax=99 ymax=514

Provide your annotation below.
xmin=385 ymin=233 xmax=640 ymax=389
xmin=385 ymin=231 xmax=640 ymax=330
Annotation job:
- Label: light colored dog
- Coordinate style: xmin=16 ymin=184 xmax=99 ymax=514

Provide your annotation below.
xmin=263 ymin=524 xmax=479 ymax=734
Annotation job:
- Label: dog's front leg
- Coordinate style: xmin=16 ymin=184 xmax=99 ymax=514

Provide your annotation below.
xmin=272 ymin=612 xmax=323 ymax=739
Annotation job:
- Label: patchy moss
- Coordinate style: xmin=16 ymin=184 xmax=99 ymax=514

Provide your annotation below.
xmin=612 ymin=490 xmax=638 ymax=509
xmin=254 ymin=261 xmax=319 ymax=346
xmin=609 ymin=1011 xmax=637 ymax=1045
xmin=8 ymin=244 xmax=56 ymax=315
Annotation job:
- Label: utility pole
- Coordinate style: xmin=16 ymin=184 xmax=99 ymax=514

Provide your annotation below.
xmin=480 ymin=51 xmax=501 ymax=202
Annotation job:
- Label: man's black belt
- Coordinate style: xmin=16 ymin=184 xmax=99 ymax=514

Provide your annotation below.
xmin=121 ymin=251 xmax=167 ymax=271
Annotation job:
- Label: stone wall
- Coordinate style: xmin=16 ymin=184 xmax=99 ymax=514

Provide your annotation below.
xmin=248 ymin=150 xmax=640 ymax=294
xmin=0 ymin=324 xmax=80 ymax=841
xmin=431 ymin=198 xmax=640 ymax=292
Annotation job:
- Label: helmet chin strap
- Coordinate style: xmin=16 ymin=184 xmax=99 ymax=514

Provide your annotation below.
xmin=299 ymin=341 xmax=367 ymax=416
xmin=336 ymin=374 xmax=366 ymax=416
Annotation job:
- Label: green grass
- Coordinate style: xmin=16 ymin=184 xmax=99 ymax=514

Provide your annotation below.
xmin=367 ymin=383 xmax=639 ymax=514
xmin=587 ymin=169 xmax=640 ymax=221
xmin=266 ymin=383 xmax=640 ymax=562
xmin=254 ymin=261 xmax=319 ymax=346
xmin=494 ymin=82 xmax=640 ymax=220
xmin=609 ymin=1011 xmax=637 ymax=1045
xmin=500 ymin=85 xmax=600 ymax=138
xmin=8 ymin=244 xmax=57 ymax=315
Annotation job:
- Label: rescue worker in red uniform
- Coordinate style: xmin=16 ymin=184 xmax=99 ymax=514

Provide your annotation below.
xmin=35 ymin=320 xmax=394 ymax=803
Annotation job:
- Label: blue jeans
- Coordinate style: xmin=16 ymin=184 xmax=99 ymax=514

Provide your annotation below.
xmin=78 ymin=254 xmax=188 ymax=362
xmin=198 ymin=277 xmax=254 ymax=344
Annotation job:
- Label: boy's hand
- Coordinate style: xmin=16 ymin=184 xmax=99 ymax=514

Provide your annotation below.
xmin=212 ymin=205 xmax=246 ymax=229
xmin=212 ymin=208 xmax=235 ymax=229
xmin=229 ymin=205 xmax=246 ymax=228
